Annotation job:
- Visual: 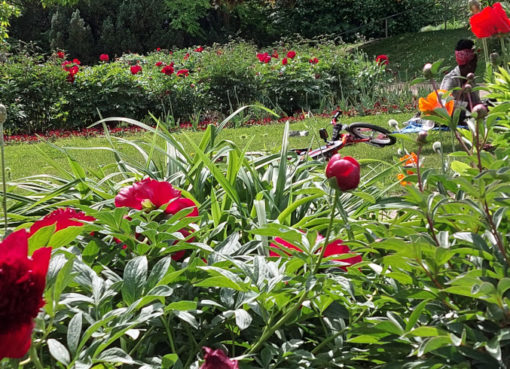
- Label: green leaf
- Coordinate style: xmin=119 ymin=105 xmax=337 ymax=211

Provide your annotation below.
xmin=418 ymin=336 xmax=452 ymax=356
xmin=162 ymin=353 xmax=179 ymax=369
xmin=195 ymin=276 xmax=245 ymax=291
xmin=235 ymin=309 xmax=252 ymax=330
xmin=405 ymin=299 xmax=431 ymax=332
xmin=49 ymin=226 xmax=87 ymax=248
xmin=497 ymin=278 xmax=510 ymax=296
xmin=48 ymin=338 xmax=71 ymax=365
xmin=450 ymin=161 xmax=472 ymax=175
xmin=145 ymin=257 xmax=171 ymax=292
xmin=408 ymin=326 xmax=447 ymax=337
xmin=67 ymin=313 xmax=82 ymax=356
xmin=122 ymin=256 xmax=148 ymax=304
xmin=28 ymin=224 xmax=55 ymax=254
xmin=97 ymin=348 xmax=135 ymax=365
xmin=166 ymin=301 xmax=198 ymax=311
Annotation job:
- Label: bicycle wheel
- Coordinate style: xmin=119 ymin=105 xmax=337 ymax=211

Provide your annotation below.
xmin=347 ymin=123 xmax=396 ymax=147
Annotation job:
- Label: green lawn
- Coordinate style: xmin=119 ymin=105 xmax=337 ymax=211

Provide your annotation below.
xmin=4 ymin=111 xmax=465 ymax=180
xmin=359 ymin=27 xmax=484 ymax=81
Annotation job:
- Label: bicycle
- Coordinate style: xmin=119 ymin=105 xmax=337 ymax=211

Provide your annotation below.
xmin=292 ymin=111 xmax=396 ymax=160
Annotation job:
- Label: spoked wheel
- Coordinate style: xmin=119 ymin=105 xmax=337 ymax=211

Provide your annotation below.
xmin=306 ymin=141 xmax=343 ymax=160
xmin=347 ymin=123 xmax=396 ymax=147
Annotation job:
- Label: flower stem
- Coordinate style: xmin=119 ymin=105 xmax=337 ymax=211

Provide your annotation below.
xmin=161 ymin=316 xmax=177 ymax=354
xmin=0 ymin=122 xmax=7 ymax=237
xmin=29 ymin=345 xmax=44 ymax=369
xmin=313 ymin=191 xmax=338 ymax=274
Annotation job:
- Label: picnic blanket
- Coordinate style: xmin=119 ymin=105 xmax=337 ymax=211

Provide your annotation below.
xmin=397 ymin=118 xmax=450 ymax=133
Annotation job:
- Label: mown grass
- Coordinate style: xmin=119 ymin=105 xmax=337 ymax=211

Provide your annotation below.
xmin=4 ymin=111 xmax=466 ymax=181
xmin=359 ymin=27 xmax=483 ymax=81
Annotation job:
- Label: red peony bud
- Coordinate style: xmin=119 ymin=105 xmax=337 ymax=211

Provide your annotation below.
xmin=325 ymin=154 xmax=360 ymax=191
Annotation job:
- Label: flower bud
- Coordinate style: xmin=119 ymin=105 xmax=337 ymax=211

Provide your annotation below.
xmin=325 ymin=154 xmax=360 ymax=192
xmin=0 ymin=104 xmax=6 ymax=124
xmin=472 ymin=104 xmax=488 ymax=119
xmin=397 ymin=148 xmax=404 ymax=156
xmin=463 ymin=83 xmax=472 ymax=93
xmin=422 ymin=63 xmax=433 ymax=79
xmin=388 ymin=119 xmax=399 ymax=130
xmin=432 ymin=141 xmax=442 ymax=154
xmin=466 ymin=73 xmax=475 ymax=82
xmin=490 ymin=52 xmax=501 ymax=66
xmin=417 ymin=131 xmax=428 ymax=144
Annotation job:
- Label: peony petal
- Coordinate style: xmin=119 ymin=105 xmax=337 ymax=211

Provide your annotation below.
xmin=0 ymin=321 xmax=34 ymax=360
xmin=31 ymin=247 xmax=52 ymax=280
xmin=166 ymin=198 xmax=199 ymax=216
xmin=0 ymin=229 xmax=29 ymax=262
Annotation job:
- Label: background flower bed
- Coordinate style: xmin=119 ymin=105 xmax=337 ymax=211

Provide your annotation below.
xmin=0 ymin=40 xmax=397 ymax=135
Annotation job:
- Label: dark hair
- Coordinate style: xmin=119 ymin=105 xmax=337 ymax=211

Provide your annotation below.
xmin=455 ymin=39 xmax=475 ymax=51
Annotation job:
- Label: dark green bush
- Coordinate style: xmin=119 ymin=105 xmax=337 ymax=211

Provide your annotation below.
xmin=0 ymin=42 xmax=388 ymax=134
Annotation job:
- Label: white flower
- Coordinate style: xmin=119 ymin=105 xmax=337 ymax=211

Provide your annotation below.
xmin=433 ymin=141 xmax=442 ymax=154
xmin=388 ymin=119 xmax=399 ymax=130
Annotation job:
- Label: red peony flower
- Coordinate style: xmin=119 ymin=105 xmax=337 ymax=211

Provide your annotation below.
xmin=155 ymin=61 xmax=163 ymax=67
xmin=131 ymin=65 xmax=142 ymax=75
xmin=56 ymin=51 xmax=65 ymax=59
xmin=286 ymin=50 xmax=296 ymax=59
xmin=325 ymin=154 xmax=360 ymax=191
xmin=282 ymin=57 xmax=288 ymax=65
xmin=114 ymin=178 xmax=198 ymax=216
xmin=200 ymin=347 xmax=238 ymax=369
xmin=29 ymin=208 xmax=95 ymax=237
xmin=271 ymin=50 xmax=279 ymax=59
xmin=0 ymin=229 xmax=51 ymax=360
xmin=161 ymin=65 xmax=174 ymax=75
xmin=156 ymin=47 xmax=161 ymax=51
xmin=184 ymin=53 xmax=190 ymax=60
xmin=375 ymin=54 xmax=389 ymax=65
xmin=176 ymin=69 xmax=189 ymax=77
xmin=470 ymin=2 xmax=510 ymax=38
xmin=195 ymin=46 xmax=204 ymax=52
xmin=256 ymin=52 xmax=271 ymax=63
xmin=99 ymin=53 xmax=109 ymax=62
xmin=309 ymin=57 xmax=319 ymax=64
xmin=72 ymin=58 xmax=81 ymax=65
xmin=270 ymin=235 xmax=361 ymax=271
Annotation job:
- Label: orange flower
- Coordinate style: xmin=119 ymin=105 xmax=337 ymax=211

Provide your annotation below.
xmin=418 ymin=90 xmax=454 ymax=116
xmin=399 ymin=152 xmax=418 ymax=167
xmin=397 ymin=173 xmax=413 ymax=186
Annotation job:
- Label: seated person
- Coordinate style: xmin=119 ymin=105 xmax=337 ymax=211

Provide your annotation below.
xmin=440 ymin=39 xmax=481 ymax=122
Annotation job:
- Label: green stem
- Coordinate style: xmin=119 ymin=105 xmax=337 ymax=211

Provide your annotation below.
xmin=29 ymin=345 xmax=44 ymax=369
xmin=500 ymin=37 xmax=507 ymax=70
xmin=161 ymin=317 xmax=177 ymax=354
xmin=482 ymin=38 xmax=490 ymax=68
xmin=313 ymin=191 xmax=338 ymax=274
xmin=336 ymin=196 xmax=354 ymax=242
xmin=0 ymin=122 xmax=7 ymax=236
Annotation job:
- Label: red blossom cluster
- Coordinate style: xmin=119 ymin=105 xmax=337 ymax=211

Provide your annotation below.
xmin=61 ymin=59 xmax=81 ymax=83
xmin=256 ymin=52 xmax=271 ymax=63
xmin=130 ymin=65 xmax=142 ymax=75
xmin=99 ymin=53 xmax=109 ymax=62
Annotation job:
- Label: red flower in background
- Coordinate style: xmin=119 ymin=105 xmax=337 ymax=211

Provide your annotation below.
xmin=184 ymin=53 xmax=190 ymax=60
xmin=176 ymin=69 xmax=189 ymax=77
xmin=286 ymin=50 xmax=296 ymax=59
xmin=115 ymin=178 xmax=198 ymax=216
xmin=309 ymin=57 xmax=319 ymax=64
xmin=57 ymin=51 xmax=65 ymax=59
xmin=29 ymin=208 xmax=95 ymax=236
xmin=0 ymin=229 xmax=51 ymax=360
xmin=130 ymin=65 xmax=142 ymax=75
xmin=155 ymin=61 xmax=163 ymax=67
xmin=270 ymin=235 xmax=361 ymax=271
xmin=271 ymin=50 xmax=279 ymax=59
xmin=256 ymin=52 xmax=271 ymax=63
xmin=161 ymin=65 xmax=174 ymax=75
xmin=325 ymin=154 xmax=361 ymax=191
xmin=99 ymin=53 xmax=109 ymax=62
xmin=156 ymin=47 xmax=161 ymax=51
xmin=115 ymin=179 xmax=198 ymax=261
xmin=72 ymin=58 xmax=81 ymax=65
xmin=195 ymin=46 xmax=204 ymax=52
xmin=375 ymin=54 xmax=389 ymax=65
xmin=200 ymin=347 xmax=238 ymax=369
xmin=470 ymin=2 xmax=510 ymax=38
xmin=282 ymin=57 xmax=288 ymax=65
